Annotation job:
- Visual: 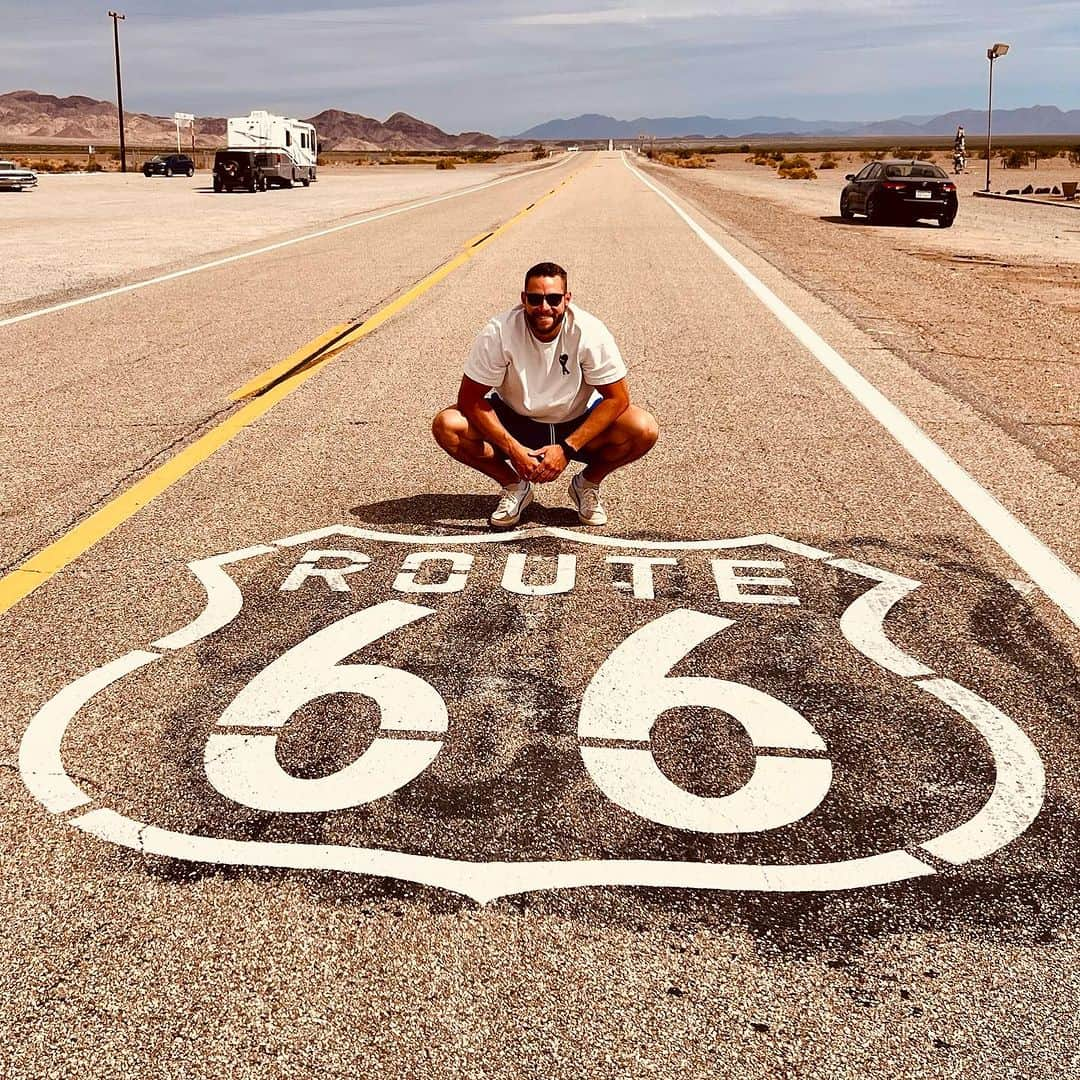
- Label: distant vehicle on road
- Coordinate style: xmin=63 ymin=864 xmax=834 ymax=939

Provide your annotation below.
xmin=222 ymin=110 xmax=317 ymax=189
xmin=0 ymin=160 xmax=39 ymax=191
xmin=142 ymin=154 xmax=195 ymax=178
xmin=212 ymin=149 xmax=304 ymax=193
xmin=840 ymin=160 xmax=957 ymax=228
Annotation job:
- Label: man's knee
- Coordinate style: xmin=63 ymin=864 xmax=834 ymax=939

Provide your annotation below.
xmin=628 ymin=408 xmax=659 ymax=451
xmin=432 ymin=407 xmax=467 ymax=451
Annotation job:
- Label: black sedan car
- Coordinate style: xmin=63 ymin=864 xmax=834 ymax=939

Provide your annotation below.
xmin=142 ymin=153 xmax=195 ymax=178
xmin=840 ymin=160 xmax=958 ymax=227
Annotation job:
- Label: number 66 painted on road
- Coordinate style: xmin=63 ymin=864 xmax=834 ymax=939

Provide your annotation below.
xmin=204 ymin=600 xmax=833 ymax=834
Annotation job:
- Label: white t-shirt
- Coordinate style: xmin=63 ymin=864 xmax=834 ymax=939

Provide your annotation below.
xmin=464 ymin=304 xmax=627 ymax=423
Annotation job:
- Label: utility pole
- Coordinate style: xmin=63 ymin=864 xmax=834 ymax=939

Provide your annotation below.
xmin=108 ymin=11 xmax=127 ymax=173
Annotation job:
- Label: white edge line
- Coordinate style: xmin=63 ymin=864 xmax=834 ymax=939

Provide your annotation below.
xmin=625 ymin=156 xmax=1080 ymax=633
xmin=0 ymin=156 xmax=571 ymax=330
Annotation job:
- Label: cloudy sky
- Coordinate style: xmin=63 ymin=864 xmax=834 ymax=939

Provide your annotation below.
xmin=2 ymin=1 xmax=1077 ymax=134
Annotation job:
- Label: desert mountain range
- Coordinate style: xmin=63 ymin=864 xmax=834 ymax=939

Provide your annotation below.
xmin=0 ymin=91 xmax=499 ymax=151
xmin=519 ymin=105 xmax=1080 ymax=139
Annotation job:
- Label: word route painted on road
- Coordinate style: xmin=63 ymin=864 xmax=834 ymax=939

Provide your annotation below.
xmin=19 ymin=526 xmax=1044 ymax=903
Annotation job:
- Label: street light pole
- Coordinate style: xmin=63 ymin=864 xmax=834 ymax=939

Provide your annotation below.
xmin=984 ymin=42 xmax=1010 ymax=193
xmin=108 ymin=11 xmax=127 ymax=173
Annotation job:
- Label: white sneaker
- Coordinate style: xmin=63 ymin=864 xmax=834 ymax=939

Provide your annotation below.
xmin=489 ymin=481 xmax=533 ymax=529
xmin=569 ymin=473 xmax=607 ymax=526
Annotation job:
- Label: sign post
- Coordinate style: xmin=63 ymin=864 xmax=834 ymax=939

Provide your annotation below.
xmin=173 ymin=112 xmax=195 ymax=156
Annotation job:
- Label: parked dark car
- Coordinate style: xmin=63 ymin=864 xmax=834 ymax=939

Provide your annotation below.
xmin=840 ymin=160 xmax=958 ymax=227
xmin=213 ymin=149 xmax=261 ymax=192
xmin=143 ymin=153 xmax=195 ymax=178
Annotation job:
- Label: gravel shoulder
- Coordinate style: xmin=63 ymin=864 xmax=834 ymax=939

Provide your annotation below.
xmin=0 ymin=158 xmax=561 ymax=315
xmin=643 ymin=154 xmax=1080 ymax=483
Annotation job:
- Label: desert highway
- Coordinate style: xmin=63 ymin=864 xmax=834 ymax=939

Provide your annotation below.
xmin=2 ymin=151 xmax=1079 ymax=1078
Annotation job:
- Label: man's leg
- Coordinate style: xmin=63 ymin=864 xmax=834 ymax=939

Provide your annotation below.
xmin=432 ymin=406 xmax=520 ymax=487
xmin=578 ymin=405 xmax=659 ymax=483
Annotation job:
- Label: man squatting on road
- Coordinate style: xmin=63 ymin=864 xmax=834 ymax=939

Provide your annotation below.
xmin=432 ymin=262 xmax=659 ymax=529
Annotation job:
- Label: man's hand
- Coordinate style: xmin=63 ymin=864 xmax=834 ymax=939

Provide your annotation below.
xmin=528 ymin=444 xmax=569 ymax=483
xmin=508 ymin=441 xmax=541 ymax=482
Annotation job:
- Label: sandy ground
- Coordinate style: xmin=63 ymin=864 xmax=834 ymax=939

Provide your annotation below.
xmin=644 ymin=152 xmax=1080 ymax=484
xmin=690 ymin=151 xmax=1080 ymax=265
xmin=0 ymin=158 xmax=559 ymax=313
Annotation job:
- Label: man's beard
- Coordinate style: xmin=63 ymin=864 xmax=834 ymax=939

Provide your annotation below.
xmin=526 ymin=308 xmax=565 ymax=338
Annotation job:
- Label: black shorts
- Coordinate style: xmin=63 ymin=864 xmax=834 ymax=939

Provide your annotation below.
xmin=489 ymin=394 xmax=595 ymax=462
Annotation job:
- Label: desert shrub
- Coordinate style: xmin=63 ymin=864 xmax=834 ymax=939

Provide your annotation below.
xmin=859 ymin=150 xmax=878 ymax=162
xmin=778 ymin=155 xmax=817 ymax=179
xmin=1002 ymin=148 xmax=1031 ymax=168
xmin=33 ymin=159 xmax=80 ymax=173
xmin=436 ymin=157 xmax=460 ymax=170
xmin=678 ymin=154 xmax=707 ymax=168
xmin=818 ymin=153 xmax=839 ymax=169
xmin=657 ymin=153 xmax=680 ymax=166
xmin=86 ymin=162 xmax=103 ymax=172
xmin=916 ymin=149 xmax=935 ymax=161
xmin=1068 ymin=147 xmax=1080 ymax=167
xmin=531 ymin=144 xmax=548 ymax=160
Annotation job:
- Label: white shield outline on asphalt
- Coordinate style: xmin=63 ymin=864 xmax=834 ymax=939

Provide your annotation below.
xmin=19 ymin=525 xmax=1046 ymax=904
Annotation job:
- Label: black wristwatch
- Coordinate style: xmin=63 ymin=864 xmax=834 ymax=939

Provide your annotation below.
xmin=557 ymin=439 xmax=575 ymax=460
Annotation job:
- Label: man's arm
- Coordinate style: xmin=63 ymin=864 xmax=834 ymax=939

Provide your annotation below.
xmin=457 ymin=375 xmax=538 ymax=482
xmin=529 ymin=379 xmax=629 ymax=483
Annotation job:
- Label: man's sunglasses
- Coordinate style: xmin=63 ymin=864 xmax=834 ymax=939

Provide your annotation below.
xmin=523 ymin=292 xmax=565 ymax=307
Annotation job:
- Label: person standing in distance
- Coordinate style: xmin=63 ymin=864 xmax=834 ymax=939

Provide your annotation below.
xmin=432 ymin=262 xmax=658 ymax=528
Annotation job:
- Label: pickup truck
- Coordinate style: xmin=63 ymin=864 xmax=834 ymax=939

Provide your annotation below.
xmin=0 ymin=160 xmax=39 ymax=191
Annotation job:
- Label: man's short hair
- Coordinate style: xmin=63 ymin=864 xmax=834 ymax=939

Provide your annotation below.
xmin=524 ymin=262 xmax=567 ymax=289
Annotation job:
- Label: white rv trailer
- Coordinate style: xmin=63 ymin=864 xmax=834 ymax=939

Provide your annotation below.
xmin=226 ymin=111 xmax=317 ymax=184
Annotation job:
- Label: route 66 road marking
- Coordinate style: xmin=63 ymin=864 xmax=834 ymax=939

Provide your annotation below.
xmin=19 ymin=525 xmax=1045 ymax=904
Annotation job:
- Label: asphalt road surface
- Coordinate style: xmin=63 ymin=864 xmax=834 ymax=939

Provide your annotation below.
xmin=2 ymin=151 xmax=1079 ymax=1078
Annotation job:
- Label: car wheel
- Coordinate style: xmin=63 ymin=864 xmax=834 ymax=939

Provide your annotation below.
xmin=839 ymin=193 xmax=853 ymax=219
xmin=865 ymin=193 xmax=883 ymax=225
xmin=301 ymin=178 xmax=310 ymax=187
xmin=938 ymin=213 xmax=955 ymax=229
xmin=213 ymin=176 xmax=222 ymax=192
xmin=165 ymin=166 xmax=173 ymax=177
xmin=187 ymin=167 xmax=194 ymax=177
xmin=259 ymin=176 xmax=268 ymax=192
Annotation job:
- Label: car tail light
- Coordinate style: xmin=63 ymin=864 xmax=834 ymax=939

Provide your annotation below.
xmin=881 ymin=181 xmax=907 ymax=191
xmin=942 ymin=182 xmax=956 ymax=192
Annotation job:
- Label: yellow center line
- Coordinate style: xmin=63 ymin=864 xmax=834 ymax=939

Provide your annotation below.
xmin=230 ymin=174 xmax=575 ymax=402
xmin=0 ymin=172 xmax=577 ymax=618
